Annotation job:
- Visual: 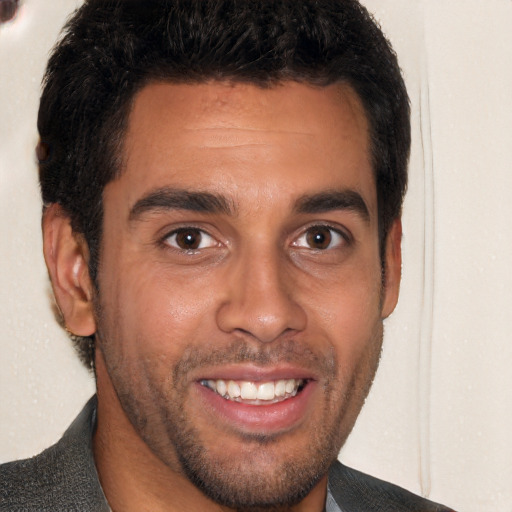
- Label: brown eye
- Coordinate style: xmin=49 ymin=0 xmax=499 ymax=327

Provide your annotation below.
xmin=306 ymin=226 xmax=332 ymax=249
xmin=166 ymin=228 xmax=216 ymax=251
xmin=294 ymin=225 xmax=345 ymax=250
xmin=175 ymin=229 xmax=201 ymax=250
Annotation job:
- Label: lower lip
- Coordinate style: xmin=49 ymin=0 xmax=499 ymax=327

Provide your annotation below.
xmin=194 ymin=381 xmax=317 ymax=435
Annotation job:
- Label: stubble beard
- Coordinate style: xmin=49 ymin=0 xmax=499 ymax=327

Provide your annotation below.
xmin=97 ymin=319 xmax=383 ymax=511
xmin=160 ymin=344 xmax=344 ymax=511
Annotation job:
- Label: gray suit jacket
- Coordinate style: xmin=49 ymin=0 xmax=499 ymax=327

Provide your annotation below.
xmin=1 ymin=396 xmax=455 ymax=511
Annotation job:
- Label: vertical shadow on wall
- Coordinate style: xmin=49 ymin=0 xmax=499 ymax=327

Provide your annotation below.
xmin=418 ymin=24 xmax=436 ymax=498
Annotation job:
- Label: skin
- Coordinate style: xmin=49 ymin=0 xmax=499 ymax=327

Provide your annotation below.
xmin=43 ymin=81 xmax=402 ymax=511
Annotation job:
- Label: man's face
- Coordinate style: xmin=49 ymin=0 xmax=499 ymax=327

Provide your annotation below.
xmin=94 ymin=81 xmax=400 ymax=509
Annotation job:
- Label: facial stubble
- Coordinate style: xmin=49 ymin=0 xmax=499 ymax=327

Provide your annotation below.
xmin=96 ymin=307 xmax=384 ymax=511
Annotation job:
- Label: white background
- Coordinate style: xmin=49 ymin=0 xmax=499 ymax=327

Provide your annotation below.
xmin=1 ymin=1 xmax=511 ymax=510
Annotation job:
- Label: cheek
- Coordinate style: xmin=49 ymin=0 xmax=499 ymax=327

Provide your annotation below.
xmin=99 ymin=258 xmax=222 ymax=358
xmin=302 ymin=260 xmax=383 ymax=362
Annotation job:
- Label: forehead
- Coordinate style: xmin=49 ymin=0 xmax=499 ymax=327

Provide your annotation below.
xmin=114 ymin=80 xmax=374 ymax=216
xmin=127 ymin=80 xmax=368 ymax=132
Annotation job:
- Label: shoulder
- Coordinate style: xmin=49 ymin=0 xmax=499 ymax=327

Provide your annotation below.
xmin=328 ymin=460 xmax=456 ymax=512
xmin=0 ymin=396 xmax=109 ymax=512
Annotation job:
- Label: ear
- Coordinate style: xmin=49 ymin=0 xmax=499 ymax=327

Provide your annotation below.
xmin=42 ymin=204 xmax=96 ymax=336
xmin=381 ymin=218 xmax=402 ymax=319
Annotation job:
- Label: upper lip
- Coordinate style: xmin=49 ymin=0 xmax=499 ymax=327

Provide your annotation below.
xmin=193 ymin=363 xmax=318 ymax=383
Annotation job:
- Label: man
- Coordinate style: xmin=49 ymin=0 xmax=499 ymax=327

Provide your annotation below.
xmin=1 ymin=1 xmax=455 ymax=511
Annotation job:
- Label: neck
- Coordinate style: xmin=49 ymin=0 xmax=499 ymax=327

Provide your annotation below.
xmin=92 ymin=350 xmax=328 ymax=512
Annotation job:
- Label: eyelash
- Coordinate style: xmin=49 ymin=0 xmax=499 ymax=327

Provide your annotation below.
xmin=293 ymin=224 xmax=351 ymax=251
xmin=162 ymin=226 xmax=218 ymax=252
xmin=160 ymin=223 xmax=350 ymax=254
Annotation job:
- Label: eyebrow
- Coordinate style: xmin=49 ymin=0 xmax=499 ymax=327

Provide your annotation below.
xmin=129 ymin=187 xmax=370 ymax=223
xmin=294 ymin=190 xmax=370 ymax=222
xmin=129 ymin=187 xmax=235 ymax=221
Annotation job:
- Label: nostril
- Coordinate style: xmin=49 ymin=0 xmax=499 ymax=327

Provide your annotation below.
xmin=0 ymin=0 xmax=20 ymax=24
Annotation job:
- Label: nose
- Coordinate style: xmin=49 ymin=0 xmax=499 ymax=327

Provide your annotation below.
xmin=216 ymin=246 xmax=307 ymax=343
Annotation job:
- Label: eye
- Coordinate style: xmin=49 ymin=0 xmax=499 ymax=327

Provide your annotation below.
xmin=293 ymin=225 xmax=346 ymax=250
xmin=165 ymin=228 xmax=217 ymax=251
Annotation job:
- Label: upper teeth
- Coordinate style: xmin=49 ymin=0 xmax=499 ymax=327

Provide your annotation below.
xmin=202 ymin=378 xmax=304 ymax=403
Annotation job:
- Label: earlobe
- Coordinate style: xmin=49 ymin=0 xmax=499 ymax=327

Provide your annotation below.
xmin=381 ymin=218 xmax=402 ymax=319
xmin=42 ymin=204 xmax=96 ymax=336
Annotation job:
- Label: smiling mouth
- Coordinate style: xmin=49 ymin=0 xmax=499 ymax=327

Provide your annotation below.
xmin=200 ymin=378 xmax=306 ymax=405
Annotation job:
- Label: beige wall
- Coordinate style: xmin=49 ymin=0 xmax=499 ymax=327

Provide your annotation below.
xmin=1 ymin=2 xmax=511 ymax=510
